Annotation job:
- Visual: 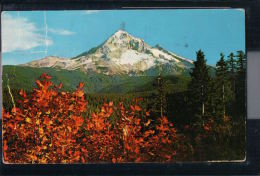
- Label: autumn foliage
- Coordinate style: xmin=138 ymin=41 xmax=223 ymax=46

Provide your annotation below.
xmin=2 ymin=73 xmax=177 ymax=164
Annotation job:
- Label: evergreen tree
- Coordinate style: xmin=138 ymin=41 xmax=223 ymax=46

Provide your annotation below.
xmin=227 ymin=53 xmax=236 ymax=73
xmin=187 ymin=50 xmax=212 ymax=160
xmin=150 ymin=61 xmax=168 ymax=118
xmin=188 ymin=50 xmax=211 ymax=122
xmin=158 ymin=75 xmax=167 ymax=117
xmin=151 ymin=75 xmax=167 ymax=118
xmin=236 ymin=50 xmax=246 ymax=72
xmin=235 ymin=50 xmax=246 ymax=117
xmin=227 ymin=52 xmax=236 ymax=92
xmin=215 ymin=53 xmax=229 ymax=118
xmin=216 ymin=53 xmax=227 ymax=78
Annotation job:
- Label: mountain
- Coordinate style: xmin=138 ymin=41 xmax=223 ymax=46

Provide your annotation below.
xmin=22 ymin=30 xmax=194 ymax=76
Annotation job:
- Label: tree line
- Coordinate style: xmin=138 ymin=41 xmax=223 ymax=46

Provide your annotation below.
xmin=152 ymin=49 xmax=246 ymax=160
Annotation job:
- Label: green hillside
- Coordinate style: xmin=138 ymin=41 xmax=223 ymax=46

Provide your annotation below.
xmin=2 ymin=65 xmax=190 ymax=113
xmin=2 ymin=65 xmax=191 ymax=94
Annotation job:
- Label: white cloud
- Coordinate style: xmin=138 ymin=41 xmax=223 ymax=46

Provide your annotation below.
xmin=84 ymin=10 xmax=100 ymax=15
xmin=48 ymin=28 xmax=75 ymax=35
xmin=1 ymin=13 xmax=53 ymax=53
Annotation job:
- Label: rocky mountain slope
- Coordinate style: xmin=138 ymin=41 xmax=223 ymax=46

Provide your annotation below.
xmin=22 ymin=30 xmax=194 ymax=76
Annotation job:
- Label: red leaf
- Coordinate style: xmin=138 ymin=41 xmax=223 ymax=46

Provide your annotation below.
xmin=76 ymin=90 xmax=84 ymax=97
xmin=144 ymin=119 xmax=151 ymax=126
xmin=112 ymin=158 xmax=116 ymax=163
xmin=58 ymin=82 xmax=63 ymax=89
xmin=3 ymin=140 xmax=8 ymax=151
xmin=78 ymin=82 xmax=84 ymax=89
xmin=41 ymin=73 xmax=52 ymax=79
xmin=109 ymin=101 xmax=113 ymax=107
xmin=19 ymin=89 xmax=27 ymax=97
xmin=36 ymin=80 xmax=43 ymax=88
xmin=135 ymin=105 xmax=141 ymax=111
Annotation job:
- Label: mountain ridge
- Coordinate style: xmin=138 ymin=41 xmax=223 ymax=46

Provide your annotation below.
xmin=22 ymin=30 xmax=194 ymax=76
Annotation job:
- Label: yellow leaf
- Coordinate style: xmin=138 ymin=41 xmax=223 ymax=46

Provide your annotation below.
xmin=25 ymin=117 xmax=31 ymax=123
xmin=36 ymin=119 xmax=40 ymax=125
xmin=46 ymin=109 xmax=51 ymax=115
xmin=37 ymin=112 xmax=42 ymax=117
xmin=39 ymin=128 xmax=44 ymax=135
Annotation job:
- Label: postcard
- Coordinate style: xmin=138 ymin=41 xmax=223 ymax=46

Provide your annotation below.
xmin=1 ymin=9 xmax=245 ymax=163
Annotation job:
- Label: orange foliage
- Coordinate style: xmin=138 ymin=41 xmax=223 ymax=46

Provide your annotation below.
xmin=2 ymin=73 xmax=177 ymax=164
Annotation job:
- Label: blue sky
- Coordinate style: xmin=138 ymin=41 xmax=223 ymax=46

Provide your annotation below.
xmin=1 ymin=9 xmax=245 ymax=66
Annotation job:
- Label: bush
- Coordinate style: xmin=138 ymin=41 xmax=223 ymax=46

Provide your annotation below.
xmin=2 ymin=73 xmax=178 ymax=164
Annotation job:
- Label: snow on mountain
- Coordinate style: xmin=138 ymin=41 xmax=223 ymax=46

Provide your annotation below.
xmin=22 ymin=30 xmax=194 ymax=75
xmin=150 ymin=48 xmax=179 ymax=63
xmin=22 ymin=56 xmax=75 ymax=68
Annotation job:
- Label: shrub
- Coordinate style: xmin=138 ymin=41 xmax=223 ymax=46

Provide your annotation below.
xmin=2 ymin=73 xmax=177 ymax=163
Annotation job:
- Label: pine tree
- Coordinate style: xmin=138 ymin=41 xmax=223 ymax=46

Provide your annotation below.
xmin=187 ymin=50 xmax=212 ymax=161
xmin=227 ymin=52 xmax=236 ymax=91
xmin=215 ymin=53 xmax=229 ymax=118
xmin=151 ymin=64 xmax=167 ymax=118
xmin=216 ymin=53 xmax=227 ymax=78
xmin=158 ymin=75 xmax=167 ymax=117
xmin=188 ymin=50 xmax=211 ymax=122
xmin=227 ymin=52 xmax=236 ymax=73
xmin=151 ymin=76 xmax=167 ymax=118
xmin=235 ymin=50 xmax=246 ymax=117
xmin=234 ymin=50 xmax=246 ymax=157
xmin=236 ymin=50 xmax=246 ymax=72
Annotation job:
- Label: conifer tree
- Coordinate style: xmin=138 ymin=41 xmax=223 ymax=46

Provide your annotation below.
xmin=157 ymin=75 xmax=167 ymax=117
xmin=215 ymin=53 xmax=229 ymax=118
xmin=216 ymin=53 xmax=227 ymax=78
xmin=237 ymin=50 xmax=246 ymax=72
xmin=188 ymin=50 xmax=211 ymax=122
xmin=235 ymin=50 xmax=246 ymax=117
xmin=151 ymin=65 xmax=167 ymax=118
xmin=227 ymin=52 xmax=236 ymax=73
xmin=227 ymin=52 xmax=236 ymax=91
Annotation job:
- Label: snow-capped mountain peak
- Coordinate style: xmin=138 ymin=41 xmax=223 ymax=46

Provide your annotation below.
xmin=22 ymin=30 xmax=194 ymax=76
xmin=113 ymin=30 xmax=129 ymax=38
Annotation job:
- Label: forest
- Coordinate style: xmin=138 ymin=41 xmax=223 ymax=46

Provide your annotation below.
xmin=2 ymin=50 xmax=246 ymax=163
